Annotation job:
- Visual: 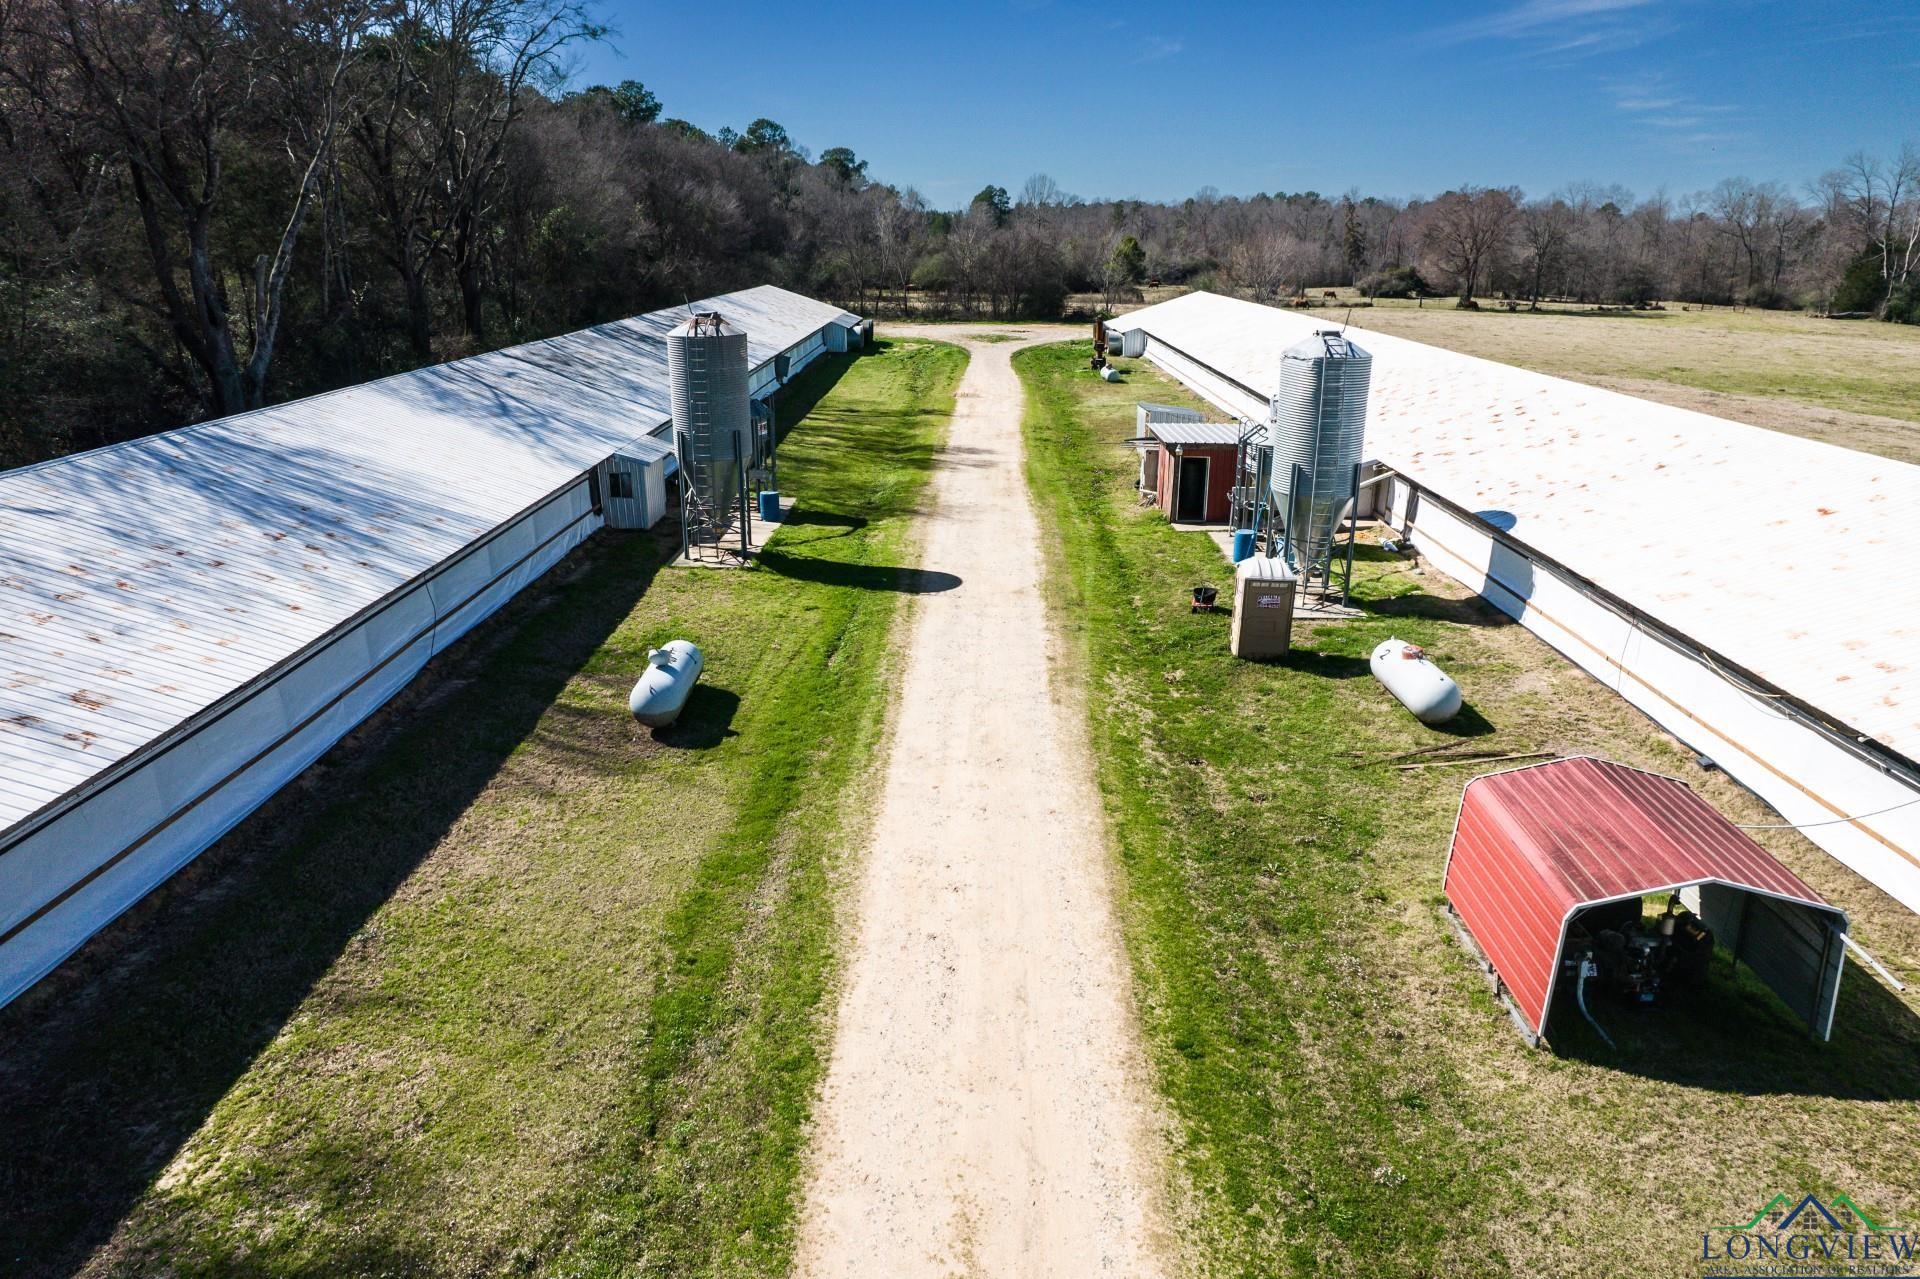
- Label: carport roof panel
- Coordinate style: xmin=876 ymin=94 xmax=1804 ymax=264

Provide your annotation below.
xmin=1460 ymin=757 xmax=1832 ymax=910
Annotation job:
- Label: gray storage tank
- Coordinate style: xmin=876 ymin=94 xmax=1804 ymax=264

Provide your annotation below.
xmin=667 ymin=313 xmax=751 ymax=524
xmin=1268 ymin=330 xmax=1371 ymax=574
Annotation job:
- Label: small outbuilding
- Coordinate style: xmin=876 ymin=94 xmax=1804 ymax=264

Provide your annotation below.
xmin=1445 ymin=756 xmax=1848 ymax=1044
xmin=597 ymin=435 xmax=673 ymax=529
xmin=823 ymin=310 xmax=863 ymax=352
xmin=1130 ymin=420 xmax=1239 ymax=524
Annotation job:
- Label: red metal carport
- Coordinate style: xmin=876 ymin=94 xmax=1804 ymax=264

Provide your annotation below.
xmin=1445 ymin=756 xmax=1848 ymax=1043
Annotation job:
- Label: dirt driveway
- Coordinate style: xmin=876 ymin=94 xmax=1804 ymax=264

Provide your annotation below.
xmin=794 ymin=326 xmax=1172 ymax=1277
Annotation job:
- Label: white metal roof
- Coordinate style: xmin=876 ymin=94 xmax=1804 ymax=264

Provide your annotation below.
xmin=1110 ymin=291 xmax=1920 ymax=759
xmin=1146 ymin=422 xmax=1241 ymax=446
xmin=0 ymin=285 xmax=850 ymax=831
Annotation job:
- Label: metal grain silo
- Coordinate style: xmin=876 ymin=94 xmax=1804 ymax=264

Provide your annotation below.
xmin=667 ymin=313 xmax=750 ymax=530
xmin=1268 ymin=330 xmax=1370 ymax=579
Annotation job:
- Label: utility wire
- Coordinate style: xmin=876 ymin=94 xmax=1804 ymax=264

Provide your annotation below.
xmin=1732 ymin=793 xmax=1920 ymax=831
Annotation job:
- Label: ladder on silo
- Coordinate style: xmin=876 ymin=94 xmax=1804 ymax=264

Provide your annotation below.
xmin=677 ymin=325 xmax=727 ymax=563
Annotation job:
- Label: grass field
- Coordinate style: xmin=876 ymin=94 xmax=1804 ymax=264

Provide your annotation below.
xmin=0 ymin=338 xmax=966 ymax=1278
xmin=1105 ymin=288 xmax=1920 ymax=465
xmin=1015 ymin=342 xmax=1920 ymax=1278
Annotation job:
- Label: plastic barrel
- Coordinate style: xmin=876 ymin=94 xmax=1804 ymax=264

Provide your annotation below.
xmin=758 ymin=490 xmax=781 ymax=522
xmin=1231 ymin=530 xmax=1256 ymax=562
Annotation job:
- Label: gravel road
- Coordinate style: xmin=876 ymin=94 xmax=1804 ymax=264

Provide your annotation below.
xmin=795 ymin=325 xmax=1172 ymax=1278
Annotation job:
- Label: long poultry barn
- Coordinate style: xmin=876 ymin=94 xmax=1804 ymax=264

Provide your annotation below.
xmin=1105 ymin=292 xmax=1920 ymax=920
xmin=0 ymin=285 xmax=863 ymax=1008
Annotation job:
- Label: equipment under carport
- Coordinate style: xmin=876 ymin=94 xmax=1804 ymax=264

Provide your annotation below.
xmin=1444 ymin=756 xmax=1849 ymax=1045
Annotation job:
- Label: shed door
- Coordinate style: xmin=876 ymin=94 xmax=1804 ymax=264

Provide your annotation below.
xmin=1176 ymin=456 xmax=1208 ymax=522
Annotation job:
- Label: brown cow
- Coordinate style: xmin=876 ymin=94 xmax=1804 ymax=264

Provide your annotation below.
xmin=1323 ymin=290 xmax=1338 ymax=299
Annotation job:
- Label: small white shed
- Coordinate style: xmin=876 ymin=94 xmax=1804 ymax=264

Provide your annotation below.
xmin=599 ymin=436 xmax=673 ymax=529
xmin=824 ymin=312 xmax=862 ymax=353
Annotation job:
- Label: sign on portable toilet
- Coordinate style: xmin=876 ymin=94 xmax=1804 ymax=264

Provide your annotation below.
xmin=1231 ymin=554 xmax=1296 ymax=660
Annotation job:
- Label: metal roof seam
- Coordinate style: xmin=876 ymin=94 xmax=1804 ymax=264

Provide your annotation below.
xmin=0 ymin=285 xmax=854 ymax=835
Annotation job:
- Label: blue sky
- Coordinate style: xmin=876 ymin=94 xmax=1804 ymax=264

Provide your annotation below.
xmin=570 ymin=0 xmax=1919 ymax=208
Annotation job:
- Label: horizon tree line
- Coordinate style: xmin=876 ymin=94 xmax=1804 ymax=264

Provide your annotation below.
xmin=1 ymin=0 xmax=1914 ymax=466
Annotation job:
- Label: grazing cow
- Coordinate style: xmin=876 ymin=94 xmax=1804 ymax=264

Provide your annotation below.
xmin=1323 ymin=290 xmax=1338 ymax=299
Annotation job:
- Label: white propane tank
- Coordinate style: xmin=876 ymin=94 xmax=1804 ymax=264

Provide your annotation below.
xmin=1369 ymin=637 xmax=1462 ymax=724
xmin=629 ymin=640 xmax=705 ymax=727
xmin=1099 ymin=365 xmax=1122 ymax=382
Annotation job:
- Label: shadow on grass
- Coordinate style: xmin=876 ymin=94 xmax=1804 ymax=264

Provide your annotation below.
xmin=652 ymin=685 xmax=741 ymax=750
xmin=1547 ymin=951 xmax=1920 ymax=1100
xmin=0 ymin=531 xmax=669 ymax=1277
xmin=1366 ymin=591 xmax=1517 ymax=628
xmin=1281 ymin=650 xmax=1372 ymax=679
xmin=1430 ymin=703 xmax=1498 ymax=739
xmin=770 ymin=508 xmax=869 ymax=552
xmin=780 ymin=508 xmax=868 ymax=534
xmin=755 ymin=548 xmax=961 ymax=595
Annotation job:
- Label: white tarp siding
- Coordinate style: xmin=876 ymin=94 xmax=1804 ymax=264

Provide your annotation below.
xmin=1 ymin=284 xmax=858 ymax=1006
xmin=1393 ymin=485 xmax=1920 ymax=915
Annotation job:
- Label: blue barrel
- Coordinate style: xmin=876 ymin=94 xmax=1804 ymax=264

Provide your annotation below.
xmin=758 ymin=489 xmax=781 ymax=522
xmin=1231 ymin=530 xmax=1256 ymax=562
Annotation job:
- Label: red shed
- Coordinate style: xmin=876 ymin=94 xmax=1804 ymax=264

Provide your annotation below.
xmin=1444 ymin=757 xmax=1848 ymax=1044
xmin=1132 ymin=421 xmax=1238 ymax=524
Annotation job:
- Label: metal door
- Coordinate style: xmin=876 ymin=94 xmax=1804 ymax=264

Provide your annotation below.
xmin=1176 ymin=456 xmax=1208 ymax=522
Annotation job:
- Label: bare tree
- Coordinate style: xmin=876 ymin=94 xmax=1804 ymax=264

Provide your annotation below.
xmin=1018 ymin=173 xmax=1065 ymax=209
xmin=1180 ymin=185 xmax=1223 ymax=260
xmin=8 ymin=0 xmax=369 ymax=413
xmin=1826 ymin=147 xmax=1920 ymax=314
xmin=945 ymin=206 xmax=992 ymax=315
xmin=1763 ymin=198 xmax=1814 ymax=293
xmin=1710 ymin=178 xmax=1765 ymax=293
xmin=439 ymin=0 xmax=596 ymax=340
xmin=1223 ymin=231 xmax=1310 ymax=302
xmin=875 ymin=185 xmax=926 ymax=314
xmin=1517 ymin=197 xmax=1575 ymax=307
xmin=1420 ymin=186 xmax=1519 ymax=307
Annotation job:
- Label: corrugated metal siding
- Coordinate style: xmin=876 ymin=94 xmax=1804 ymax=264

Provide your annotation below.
xmin=0 ymin=479 xmax=600 ymax=1004
xmin=0 ymin=285 xmax=859 ymax=1006
xmin=0 ymin=285 xmax=847 ymax=836
xmin=1446 ymin=784 xmax=1576 ymax=1035
xmin=1147 ymin=422 xmax=1241 ymax=446
xmin=1473 ymin=757 xmax=1826 ymax=905
xmin=1444 ymin=757 xmax=1839 ymax=1038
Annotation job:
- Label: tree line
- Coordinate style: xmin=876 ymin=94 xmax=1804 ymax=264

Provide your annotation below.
xmin=1 ymin=0 xmax=1914 ymax=466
